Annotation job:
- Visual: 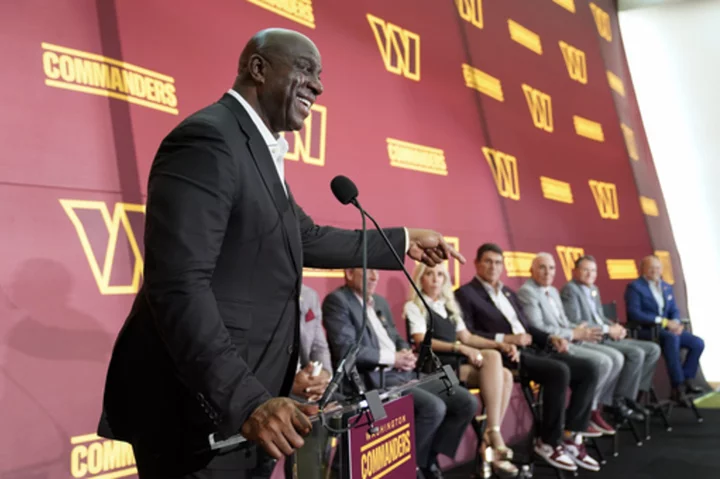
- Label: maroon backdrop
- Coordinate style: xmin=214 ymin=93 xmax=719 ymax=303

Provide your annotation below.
xmin=0 ymin=0 xmax=686 ymax=477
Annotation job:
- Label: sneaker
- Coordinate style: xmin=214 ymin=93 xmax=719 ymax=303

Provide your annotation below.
xmin=563 ymin=434 xmax=601 ymax=472
xmin=583 ymin=424 xmax=604 ymax=437
xmin=590 ymin=410 xmax=616 ymax=435
xmin=534 ymin=439 xmax=577 ymax=471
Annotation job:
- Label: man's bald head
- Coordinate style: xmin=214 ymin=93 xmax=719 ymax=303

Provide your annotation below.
xmin=641 ymin=255 xmax=662 ymax=282
xmin=238 ymin=28 xmax=319 ymax=76
xmin=232 ymin=28 xmax=323 ymax=134
xmin=531 ymin=252 xmax=556 ymax=287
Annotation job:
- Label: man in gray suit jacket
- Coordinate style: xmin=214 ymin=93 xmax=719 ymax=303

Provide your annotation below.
xmin=291 ymin=284 xmax=332 ymax=403
xmin=561 ymin=256 xmax=660 ymax=415
xmin=517 ymin=253 xmax=645 ymax=435
xmin=322 ymin=268 xmax=477 ymax=479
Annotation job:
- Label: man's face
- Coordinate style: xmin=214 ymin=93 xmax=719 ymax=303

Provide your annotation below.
xmin=532 ymin=255 xmax=556 ymax=287
xmin=256 ymin=39 xmax=324 ymax=133
xmin=574 ymin=259 xmax=597 ymax=286
xmin=345 ymin=268 xmax=379 ymax=297
xmin=643 ymin=257 xmax=662 ymax=282
xmin=476 ymin=251 xmax=504 ymax=284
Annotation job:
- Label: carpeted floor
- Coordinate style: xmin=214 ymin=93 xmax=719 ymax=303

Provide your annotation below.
xmin=445 ymin=408 xmax=720 ymax=479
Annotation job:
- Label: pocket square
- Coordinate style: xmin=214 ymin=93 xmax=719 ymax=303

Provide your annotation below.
xmin=305 ymin=309 xmax=316 ymax=322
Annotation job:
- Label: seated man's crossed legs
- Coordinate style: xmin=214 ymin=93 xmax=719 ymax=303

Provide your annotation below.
xmin=521 ymin=351 xmax=600 ymax=473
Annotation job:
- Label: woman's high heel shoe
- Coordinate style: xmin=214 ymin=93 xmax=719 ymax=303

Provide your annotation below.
xmin=480 ymin=427 xmax=518 ymax=478
xmin=485 ymin=425 xmax=514 ymax=461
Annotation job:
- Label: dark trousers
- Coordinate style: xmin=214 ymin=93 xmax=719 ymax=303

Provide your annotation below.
xmin=520 ymin=351 xmax=598 ymax=446
xmin=408 ymin=384 xmax=478 ymax=468
xmin=658 ymin=329 xmax=705 ymax=387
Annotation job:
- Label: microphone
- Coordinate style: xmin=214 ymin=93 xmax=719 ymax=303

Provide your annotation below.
xmin=317 ymin=176 xmax=368 ymax=409
xmin=329 ymin=175 xmax=443 ymax=377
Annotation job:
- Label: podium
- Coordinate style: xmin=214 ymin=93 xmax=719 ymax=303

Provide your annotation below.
xmin=210 ymin=365 xmax=459 ymax=479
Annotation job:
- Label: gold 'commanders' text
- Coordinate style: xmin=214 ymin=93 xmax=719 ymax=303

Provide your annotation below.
xmin=42 ymin=42 xmax=178 ymax=115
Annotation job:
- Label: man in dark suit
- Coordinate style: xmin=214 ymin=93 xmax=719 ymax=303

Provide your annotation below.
xmin=454 ymin=244 xmax=600 ymax=473
xmin=322 ymin=268 xmax=478 ymax=479
xmin=98 ymin=28 xmax=464 ymax=479
xmin=625 ymin=255 xmax=705 ymax=402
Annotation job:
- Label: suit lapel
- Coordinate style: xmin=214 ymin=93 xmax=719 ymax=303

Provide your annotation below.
xmin=343 ymin=288 xmax=379 ymax=348
xmin=219 ymin=94 xmax=301 ymax=276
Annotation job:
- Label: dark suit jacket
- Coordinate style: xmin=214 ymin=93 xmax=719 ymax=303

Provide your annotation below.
xmin=322 ymin=286 xmax=410 ymax=389
xmin=99 ymin=93 xmax=406 ymax=474
xmin=624 ymin=277 xmax=680 ymax=324
xmin=454 ymin=277 xmax=549 ymax=348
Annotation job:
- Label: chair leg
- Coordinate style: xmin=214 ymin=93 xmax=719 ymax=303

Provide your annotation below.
xmin=650 ymin=388 xmax=673 ymax=432
xmin=689 ymin=399 xmax=704 ymax=423
xmin=628 ymin=419 xmax=643 ymax=446
xmin=589 ymin=437 xmax=606 ymax=465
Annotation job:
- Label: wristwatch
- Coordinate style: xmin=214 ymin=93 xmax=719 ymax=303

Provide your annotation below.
xmin=452 ymin=340 xmax=461 ymax=353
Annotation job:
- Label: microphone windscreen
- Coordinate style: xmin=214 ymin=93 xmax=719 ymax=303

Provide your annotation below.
xmin=330 ymin=175 xmax=359 ymax=205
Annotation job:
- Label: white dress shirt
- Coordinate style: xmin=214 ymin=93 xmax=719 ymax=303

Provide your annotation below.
xmin=403 ymin=296 xmax=466 ymax=336
xmin=227 ymin=89 xmax=410 ymax=251
xmin=647 ymin=279 xmax=665 ymax=323
xmin=478 ymin=277 xmax=526 ymax=342
xmin=580 ymin=284 xmax=609 ymax=333
xmin=354 ymin=294 xmax=396 ymax=367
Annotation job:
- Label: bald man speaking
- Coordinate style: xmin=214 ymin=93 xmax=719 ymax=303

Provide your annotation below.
xmin=97 ymin=29 xmax=463 ymax=479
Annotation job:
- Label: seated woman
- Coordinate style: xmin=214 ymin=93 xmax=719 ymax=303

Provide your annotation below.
xmin=404 ymin=263 xmax=519 ymax=478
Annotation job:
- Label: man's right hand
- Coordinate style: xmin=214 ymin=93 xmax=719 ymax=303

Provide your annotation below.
xmin=505 ymin=333 xmax=532 ymax=347
xmin=241 ymin=398 xmax=313 ymax=459
xmin=572 ymin=323 xmax=603 ymax=342
xmin=394 ymin=350 xmax=417 ymax=371
xmin=291 ymin=363 xmax=330 ymax=401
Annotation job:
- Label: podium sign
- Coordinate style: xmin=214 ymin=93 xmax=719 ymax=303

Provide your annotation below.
xmin=348 ymin=395 xmax=416 ymax=478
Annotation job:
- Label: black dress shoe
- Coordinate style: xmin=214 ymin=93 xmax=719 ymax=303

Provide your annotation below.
xmin=685 ymin=382 xmax=703 ymax=395
xmin=625 ymin=398 xmax=650 ymax=416
xmin=615 ymin=401 xmax=644 ymax=421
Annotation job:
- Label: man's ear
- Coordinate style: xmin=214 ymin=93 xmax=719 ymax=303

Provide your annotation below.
xmin=248 ymin=54 xmax=268 ymax=84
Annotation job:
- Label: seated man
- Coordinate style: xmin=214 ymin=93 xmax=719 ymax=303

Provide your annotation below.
xmin=560 ymin=255 xmax=660 ymax=417
xmin=455 ymin=243 xmax=600 ymax=473
xmin=625 ymin=255 xmax=705 ymax=402
xmin=289 ymin=284 xmax=333 ymax=479
xmin=322 ymin=268 xmax=478 ymax=479
xmin=291 ymin=284 xmax=332 ymax=403
xmin=517 ymin=253 xmax=645 ymax=437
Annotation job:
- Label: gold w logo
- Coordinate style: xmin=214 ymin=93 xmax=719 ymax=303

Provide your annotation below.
xmin=482 ymin=147 xmax=520 ymax=200
xmin=60 ymin=200 xmax=145 ymax=295
xmin=588 ymin=180 xmax=619 ymax=219
xmin=282 ymin=103 xmax=327 ymax=166
xmin=367 ymin=14 xmax=420 ymax=81
xmin=456 ymin=0 xmax=483 ymax=29
xmin=444 ymin=236 xmax=461 ymax=290
xmin=522 ymin=84 xmax=553 ymax=132
xmin=590 ymin=3 xmax=612 ymax=42
xmin=556 ymin=246 xmax=585 ymax=281
xmin=559 ymin=41 xmax=587 ymax=84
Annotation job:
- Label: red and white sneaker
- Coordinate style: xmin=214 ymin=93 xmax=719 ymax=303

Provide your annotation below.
xmin=583 ymin=424 xmax=604 ymax=437
xmin=563 ymin=434 xmax=601 ymax=472
xmin=590 ymin=410 xmax=617 ymax=435
xmin=534 ymin=439 xmax=577 ymax=471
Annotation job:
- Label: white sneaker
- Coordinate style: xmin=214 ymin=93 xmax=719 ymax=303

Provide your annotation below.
xmin=563 ymin=434 xmax=601 ymax=472
xmin=534 ymin=439 xmax=577 ymax=471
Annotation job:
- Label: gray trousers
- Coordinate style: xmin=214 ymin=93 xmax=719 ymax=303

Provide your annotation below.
xmin=569 ymin=339 xmax=662 ymax=408
xmin=602 ymin=338 xmax=661 ymax=394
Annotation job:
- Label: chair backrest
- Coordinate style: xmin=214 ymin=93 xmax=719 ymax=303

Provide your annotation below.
xmin=602 ymin=300 xmax=618 ymax=321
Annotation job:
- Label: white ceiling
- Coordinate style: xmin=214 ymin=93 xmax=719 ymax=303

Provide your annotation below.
xmin=618 ymin=0 xmax=700 ymax=11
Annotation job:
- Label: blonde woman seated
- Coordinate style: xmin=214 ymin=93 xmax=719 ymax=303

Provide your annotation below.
xmin=404 ymin=263 xmax=519 ymax=478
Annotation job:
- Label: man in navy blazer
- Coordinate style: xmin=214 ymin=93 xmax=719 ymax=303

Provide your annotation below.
xmin=625 ymin=255 xmax=705 ymax=400
xmin=455 ymin=243 xmax=600 ymax=473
